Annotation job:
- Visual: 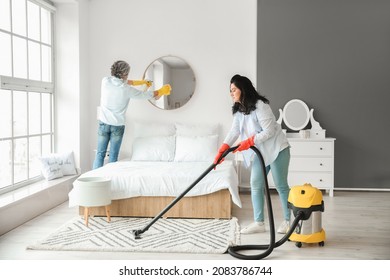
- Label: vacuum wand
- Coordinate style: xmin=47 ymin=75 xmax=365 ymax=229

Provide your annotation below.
xmin=132 ymin=146 xmax=238 ymax=239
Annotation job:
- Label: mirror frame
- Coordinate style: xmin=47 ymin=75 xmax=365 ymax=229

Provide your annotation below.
xmin=282 ymin=99 xmax=310 ymax=131
xmin=143 ymin=55 xmax=196 ymax=110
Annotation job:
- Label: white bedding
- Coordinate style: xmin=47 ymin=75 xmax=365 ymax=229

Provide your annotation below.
xmin=68 ymin=160 xmax=241 ymax=208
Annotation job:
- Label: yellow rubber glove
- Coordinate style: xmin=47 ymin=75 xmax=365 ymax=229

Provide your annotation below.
xmin=132 ymin=80 xmax=153 ymax=87
xmin=157 ymin=84 xmax=172 ymax=96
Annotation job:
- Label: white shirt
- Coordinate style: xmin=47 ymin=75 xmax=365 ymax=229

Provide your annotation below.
xmin=223 ymin=101 xmax=289 ymax=167
xmin=98 ymin=76 xmax=154 ymax=126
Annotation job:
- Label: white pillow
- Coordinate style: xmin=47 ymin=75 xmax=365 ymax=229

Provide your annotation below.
xmin=133 ymin=121 xmax=175 ymax=138
xmin=131 ymin=135 xmax=175 ymax=161
xmin=175 ymin=123 xmax=219 ymax=137
xmin=37 ymin=156 xmax=63 ymax=181
xmin=55 ymin=151 xmax=77 ymax=175
xmin=174 ymin=135 xmax=218 ymax=162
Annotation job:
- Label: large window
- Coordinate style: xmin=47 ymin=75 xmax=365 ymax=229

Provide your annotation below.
xmin=0 ymin=0 xmax=55 ymax=194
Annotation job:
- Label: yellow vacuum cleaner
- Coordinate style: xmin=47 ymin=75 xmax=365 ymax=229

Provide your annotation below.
xmin=228 ymin=147 xmax=325 ymax=259
xmin=287 ymin=183 xmax=326 ymax=248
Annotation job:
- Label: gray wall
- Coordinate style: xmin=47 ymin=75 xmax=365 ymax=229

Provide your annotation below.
xmin=257 ymin=0 xmax=390 ymax=189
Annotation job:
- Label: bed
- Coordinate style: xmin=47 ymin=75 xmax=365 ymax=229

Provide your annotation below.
xmin=68 ymin=122 xmax=241 ymax=219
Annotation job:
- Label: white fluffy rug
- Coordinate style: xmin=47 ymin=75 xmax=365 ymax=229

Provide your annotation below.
xmin=27 ymin=216 xmax=240 ymax=254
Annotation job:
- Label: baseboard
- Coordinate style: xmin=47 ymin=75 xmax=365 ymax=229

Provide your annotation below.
xmin=334 ymin=187 xmax=390 ymax=192
xmin=0 ymin=175 xmax=78 ymax=236
xmin=239 ymin=187 xmax=390 ymax=194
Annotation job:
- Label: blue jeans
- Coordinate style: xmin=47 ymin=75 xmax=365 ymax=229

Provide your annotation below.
xmin=250 ymin=147 xmax=291 ymax=222
xmin=92 ymin=121 xmax=125 ymax=169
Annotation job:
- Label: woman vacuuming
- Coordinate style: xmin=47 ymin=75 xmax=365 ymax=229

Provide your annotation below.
xmin=214 ymin=74 xmax=291 ymax=234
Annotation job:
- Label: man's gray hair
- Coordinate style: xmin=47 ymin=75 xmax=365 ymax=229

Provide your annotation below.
xmin=111 ymin=60 xmax=130 ymax=78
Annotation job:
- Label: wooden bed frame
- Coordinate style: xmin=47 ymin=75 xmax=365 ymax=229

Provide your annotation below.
xmin=79 ymin=189 xmax=232 ymax=219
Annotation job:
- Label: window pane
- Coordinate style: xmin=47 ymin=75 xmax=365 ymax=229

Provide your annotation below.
xmin=13 ymin=91 xmax=27 ymax=136
xmin=42 ymin=92 xmax=51 ymax=133
xmin=0 ymin=140 xmax=12 ymax=189
xmin=41 ymin=45 xmax=51 ymax=82
xmin=0 ymin=32 xmax=12 ymax=76
xmin=0 ymin=0 xmax=11 ymax=31
xmin=28 ymin=40 xmax=40 ymax=80
xmin=41 ymin=8 xmax=51 ymax=45
xmin=2 ymin=1 xmax=54 ymax=192
xmin=28 ymin=91 xmax=41 ymax=134
xmin=11 ymin=0 xmax=26 ymax=36
xmin=27 ymin=1 xmax=40 ymax=41
xmin=29 ymin=136 xmax=41 ymax=178
xmin=13 ymin=36 xmax=27 ymax=79
xmin=14 ymin=137 xmax=28 ymax=183
xmin=42 ymin=134 xmax=51 ymax=155
xmin=0 ymin=90 xmax=12 ymax=138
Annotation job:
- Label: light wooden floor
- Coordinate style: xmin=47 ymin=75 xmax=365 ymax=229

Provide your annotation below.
xmin=0 ymin=191 xmax=389 ymax=260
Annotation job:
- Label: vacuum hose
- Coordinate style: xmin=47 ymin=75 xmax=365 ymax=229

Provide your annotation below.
xmin=227 ymin=146 xmax=304 ymax=260
xmin=132 ymin=145 xmax=304 ymax=257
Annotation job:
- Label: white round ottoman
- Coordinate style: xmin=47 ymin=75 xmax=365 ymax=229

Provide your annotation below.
xmin=73 ymin=177 xmax=112 ymax=227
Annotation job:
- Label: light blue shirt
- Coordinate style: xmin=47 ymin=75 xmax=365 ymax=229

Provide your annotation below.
xmin=223 ymin=101 xmax=289 ymax=167
xmin=99 ymin=76 xmax=154 ymax=126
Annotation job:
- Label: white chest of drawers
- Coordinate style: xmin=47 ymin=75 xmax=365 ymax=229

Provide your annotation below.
xmin=283 ymin=137 xmax=335 ymax=196
xmin=235 ymin=137 xmax=336 ymax=196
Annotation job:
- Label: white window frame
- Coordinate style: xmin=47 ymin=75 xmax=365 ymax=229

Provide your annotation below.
xmin=0 ymin=0 xmax=56 ymax=195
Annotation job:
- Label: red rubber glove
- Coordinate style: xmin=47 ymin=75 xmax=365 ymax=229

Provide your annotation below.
xmin=214 ymin=143 xmax=230 ymax=165
xmin=234 ymin=136 xmax=255 ymax=153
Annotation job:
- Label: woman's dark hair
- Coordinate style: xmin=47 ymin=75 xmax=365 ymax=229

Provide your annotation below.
xmin=231 ymin=74 xmax=269 ymax=115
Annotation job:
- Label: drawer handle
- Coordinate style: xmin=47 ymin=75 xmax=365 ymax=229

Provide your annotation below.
xmin=320 ymin=179 xmax=323 ymax=182
xmin=320 ymin=147 xmax=323 ymax=150
xmin=320 ymin=163 xmax=323 ymax=166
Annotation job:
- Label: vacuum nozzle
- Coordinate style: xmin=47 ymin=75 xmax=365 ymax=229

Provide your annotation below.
xmin=132 ymin=229 xmax=143 ymax=239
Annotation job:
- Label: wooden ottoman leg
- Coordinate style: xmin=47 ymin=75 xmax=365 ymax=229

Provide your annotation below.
xmin=84 ymin=207 xmax=89 ymax=227
xmin=105 ymin=205 xmax=111 ymax=222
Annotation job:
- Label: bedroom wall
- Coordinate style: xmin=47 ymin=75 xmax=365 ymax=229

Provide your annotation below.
xmin=55 ymin=0 xmax=90 ymax=173
xmin=85 ymin=0 xmax=257 ymax=165
xmin=257 ymin=0 xmax=390 ymax=189
xmin=55 ymin=2 xmax=80 ymax=168
xmin=54 ymin=0 xmax=389 ymax=189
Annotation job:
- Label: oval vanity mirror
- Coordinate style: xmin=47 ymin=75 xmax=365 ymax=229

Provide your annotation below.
xmin=282 ymin=99 xmax=310 ymax=131
xmin=143 ymin=56 xmax=196 ymax=110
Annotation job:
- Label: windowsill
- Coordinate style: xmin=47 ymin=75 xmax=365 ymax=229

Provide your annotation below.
xmin=0 ymin=174 xmax=79 ymax=208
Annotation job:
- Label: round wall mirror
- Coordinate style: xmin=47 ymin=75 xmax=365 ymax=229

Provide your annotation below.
xmin=143 ymin=56 xmax=196 ymax=110
xmin=282 ymin=99 xmax=310 ymax=131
